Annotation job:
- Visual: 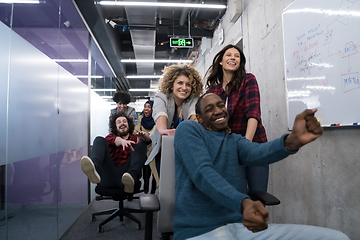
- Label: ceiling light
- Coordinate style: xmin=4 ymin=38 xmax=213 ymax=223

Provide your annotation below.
xmin=126 ymin=75 xmax=162 ymax=79
xmin=75 ymin=75 xmax=103 ymax=78
xmin=92 ymin=89 xmax=117 ymax=91
xmin=55 ymin=59 xmax=88 ymax=63
xmin=0 ymin=0 xmax=40 ymax=3
xmin=121 ymin=59 xmax=192 ymax=63
xmin=129 ymin=88 xmax=158 ymax=92
xmin=95 ymin=1 xmax=227 ymax=9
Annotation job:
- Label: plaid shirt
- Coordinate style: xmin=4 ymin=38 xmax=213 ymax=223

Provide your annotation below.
xmin=105 ymin=133 xmax=138 ymax=165
xmin=206 ymin=73 xmax=267 ymax=143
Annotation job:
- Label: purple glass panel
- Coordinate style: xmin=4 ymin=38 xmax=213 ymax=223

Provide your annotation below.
xmin=7 ymin=147 xmax=88 ymax=205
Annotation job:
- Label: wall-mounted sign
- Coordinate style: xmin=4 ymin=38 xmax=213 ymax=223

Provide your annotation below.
xmin=170 ymin=37 xmax=194 ymax=48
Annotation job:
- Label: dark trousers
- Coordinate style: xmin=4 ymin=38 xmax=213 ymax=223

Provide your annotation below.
xmin=142 ymin=164 xmax=156 ymax=194
xmin=246 ymin=165 xmax=269 ymax=192
xmin=91 ymin=136 xmax=147 ymax=189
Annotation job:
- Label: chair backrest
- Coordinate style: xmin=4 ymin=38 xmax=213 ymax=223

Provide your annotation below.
xmin=157 ymin=135 xmax=175 ymax=233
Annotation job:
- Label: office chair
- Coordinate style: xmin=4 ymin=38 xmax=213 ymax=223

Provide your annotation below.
xmin=92 ymin=182 xmax=144 ymax=232
xmin=139 ymin=135 xmax=281 ymax=240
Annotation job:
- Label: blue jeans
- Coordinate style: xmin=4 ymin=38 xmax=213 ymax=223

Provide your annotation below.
xmin=188 ymin=223 xmax=350 ymax=240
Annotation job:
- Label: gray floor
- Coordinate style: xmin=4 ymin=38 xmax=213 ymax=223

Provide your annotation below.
xmin=60 ymin=193 xmax=161 ymax=240
xmin=1 ymin=203 xmax=87 ymax=240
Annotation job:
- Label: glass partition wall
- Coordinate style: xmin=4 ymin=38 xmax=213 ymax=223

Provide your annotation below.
xmin=0 ymin=1 xmax=115 ymax=239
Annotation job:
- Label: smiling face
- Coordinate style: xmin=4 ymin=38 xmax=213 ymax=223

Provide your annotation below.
xmin=117 ymin=102 xmax=127 ymax=113
xmin=115 ymin=116 xmax=130 ymax=137
xmin=143 ymin=103 xmax=152 ymax=118
xmin=197 ymin=93 xmax=229 ymax=132
xmin=220 ymin=47 xmax=241 ymax=72
xmin=171 ymin=75 xmax=192 ymax=104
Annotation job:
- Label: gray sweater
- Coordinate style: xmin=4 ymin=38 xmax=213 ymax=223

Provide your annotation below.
xmin=110 ymin=106 xmax=137 ymax=123
xmin=145 ymin=92 xmax=198 ymax=165
xmin=173 ymin=120 xmax=295 ymax=239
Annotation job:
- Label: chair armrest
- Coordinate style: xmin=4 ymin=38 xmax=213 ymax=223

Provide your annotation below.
xmin=247 ymin=190 xmax=281 ymax=206
xmin=139 ymin=194 xmax=160 ymax=211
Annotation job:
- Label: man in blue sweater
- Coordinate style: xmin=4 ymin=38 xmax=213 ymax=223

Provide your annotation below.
xmin=173 ymin=93 xmax=349 ymax=240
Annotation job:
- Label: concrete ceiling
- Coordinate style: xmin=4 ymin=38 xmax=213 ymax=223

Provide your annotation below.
xmin=0 ymin=0 xmax=226 ymax=102
xmin=74 ymin=0 xmax=227 ymax=101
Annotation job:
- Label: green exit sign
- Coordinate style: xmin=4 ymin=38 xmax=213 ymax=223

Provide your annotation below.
xmin=170 ymin=37 xmax=194 ymax=48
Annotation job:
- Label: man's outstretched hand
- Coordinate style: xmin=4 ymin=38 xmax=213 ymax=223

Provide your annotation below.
xmin=115 ymin=137 xmax=135 ymax=151
xmin=285 ymin=108 xmax=323 ymax=151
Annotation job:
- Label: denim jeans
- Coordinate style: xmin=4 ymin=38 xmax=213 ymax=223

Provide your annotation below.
xmin=188 ymin=223 xmax=350 ymax=240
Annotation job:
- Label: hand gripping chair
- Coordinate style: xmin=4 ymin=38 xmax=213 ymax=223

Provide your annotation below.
xmin=92 ymin=181 xmax=144 ymax=232
xmin=139 ymin=135 xmax=280 ymax=240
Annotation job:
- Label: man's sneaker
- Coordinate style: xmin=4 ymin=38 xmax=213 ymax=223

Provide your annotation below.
xmin=81 ymin=156 xmax=101 ymax=184
xmin=122 ymin=173 xmax=135 ymax=193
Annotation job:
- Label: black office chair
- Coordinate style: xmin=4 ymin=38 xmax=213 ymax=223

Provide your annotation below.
xmin=92 ymin=182 xmax=144 ymax=233
xmin=139 ymin=136 xmax=281 ymax=240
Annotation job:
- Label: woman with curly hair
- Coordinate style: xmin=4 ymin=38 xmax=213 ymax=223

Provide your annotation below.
xmin=145 ymin=64 xmax=203 ymax=183
xmin=205 ymin=44 xmax=269 ymax=193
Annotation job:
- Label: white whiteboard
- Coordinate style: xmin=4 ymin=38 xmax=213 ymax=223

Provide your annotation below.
xmin=282 ymin=0 xmax=360 ymax=129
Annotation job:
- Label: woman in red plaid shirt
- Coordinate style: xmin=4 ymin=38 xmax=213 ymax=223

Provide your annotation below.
xmin=205 ymin=44 xmax=269 ymax=192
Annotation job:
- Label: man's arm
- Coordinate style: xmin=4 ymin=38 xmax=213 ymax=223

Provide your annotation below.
xmin=236 ymin=109 xmax=322 ymax=166
xmin=239 ymin=110 xmax=322 ymax=233
xmin=284 ymin=108 xmax=323 ymax=151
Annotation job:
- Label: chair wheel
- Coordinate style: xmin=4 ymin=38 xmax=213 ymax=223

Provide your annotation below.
xmin=137 ymin=224 xmax=141 ymax=230
xmin=92 ymin=216 xmax=96 ymax=221
xmin=99 ymin=226 xmax=104 ymax=233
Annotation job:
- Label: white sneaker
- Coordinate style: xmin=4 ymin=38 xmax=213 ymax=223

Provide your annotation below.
xmin=122 ymin=173 xmax=134 ymax=193
xmin=81 ymin=156 xmax=101 ymax=184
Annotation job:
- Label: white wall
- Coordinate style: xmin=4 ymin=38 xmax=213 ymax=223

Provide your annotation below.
xmin=195 ymin=0 xmax=360 ymax=238
xmin=90 ymin=92 xmax=114 ymax=142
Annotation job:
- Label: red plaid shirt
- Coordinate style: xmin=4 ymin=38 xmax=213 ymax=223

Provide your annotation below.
xmin=206 ymin=73 xmax=267 ymax=143
xmin=105 ymin=133 xmax=138 ymax=165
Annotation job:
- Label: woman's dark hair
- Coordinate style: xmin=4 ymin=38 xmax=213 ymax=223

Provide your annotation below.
xmin=113 ymin=91 xmax=131 ymax=104
xmin=205 ymin=44 xmax=246 ymax=94
xmin=109 ymin=111 xmax=135 ymax=135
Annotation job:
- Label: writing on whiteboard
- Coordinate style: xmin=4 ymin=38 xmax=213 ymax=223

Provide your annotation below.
xmin=283 ymin=0 xmax=360 ymax=128
xmin=342 ymin=72 xmax=360 ymax=92
xmin=295 ymin=50 xmax=324 ymax=74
